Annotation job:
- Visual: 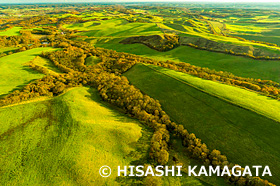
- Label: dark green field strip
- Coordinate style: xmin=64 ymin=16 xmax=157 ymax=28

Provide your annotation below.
xmin=124 ymin=63 xmax=280 ymax=185
xmin=97 ymin=43 xmax=280 ymax=83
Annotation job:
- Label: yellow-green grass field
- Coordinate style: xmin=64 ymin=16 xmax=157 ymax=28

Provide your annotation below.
xmin=85 ymin=56 xmax=101 ymax=66
xmin=0 ymin=27 xmax=22 ymax=36
xmin=0 ymin=47 xmax=18 ymax=55
xmin=124 ymin=63 xmax=280 ymax=185
xmin=33 ymin=56 xmax=63 ymax=75
xmin=96 ymin=42 xmax=280 ymax=83
xmin=0 ymin=87 xmax=145 ymax=185
xmin=0 ymin=47 xmax=57 ymax=96
xmin=160 ymin=21 xmax=280 ymax=54
xmin=0 ymin=86 xmax=227 ymax=186
xmin=64 ymin=19 xmax=163 ymax=38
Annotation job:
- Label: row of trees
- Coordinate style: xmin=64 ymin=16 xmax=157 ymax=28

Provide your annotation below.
xmin=67 ymin=38 xmax=280 ymax=99
xmin=120 ymin=34 xmax=180 ymax=52
xmin=68 ymin=38 xmax=280 ymax=100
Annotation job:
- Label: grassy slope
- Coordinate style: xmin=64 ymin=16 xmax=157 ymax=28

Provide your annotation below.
xmin=0 ymin=47 xmax=18 ymax=54
xmin=144 ymin=64 xmax=280 ymax=123
xmin=124 ymin=63 xmax=280 ymax=185
xmin=96 ymin=42 xmax=280 ymax=83
xmin=0 ymin=47 xmax=57 ymax=96
xmin=0 ymin=27 xmax=22 ymax=36
xmin=33 ymin=56 xmax=63 ymax=75
xmin=0 ymin=87 xmax=144 ymax=185
xmin=85 ymin=56 xmax=101 ymax=66
xmin=64 ymin=19 xmax=163 ymax=37
xmin=0 ymin=87 xmax=218 ymax=186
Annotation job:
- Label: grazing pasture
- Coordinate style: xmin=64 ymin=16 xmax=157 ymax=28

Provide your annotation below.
xmin=124 ymin=63 xmax=280 ymax=185
xmin=0 ymin=47 xmax=57 ymax=96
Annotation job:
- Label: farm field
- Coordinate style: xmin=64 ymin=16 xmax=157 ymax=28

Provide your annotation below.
xmin=124 ymin=63 xmax=280 ymax=184
xmin=0 ymin=47 xmax=57 ymax=96
xmin=142 ymin=64 xmax=280 ymax=122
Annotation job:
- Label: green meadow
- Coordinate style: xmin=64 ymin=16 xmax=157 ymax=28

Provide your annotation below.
xmin=0 ymin=27 xmax=22 ymax=36
xmin=0 ymin=87 xmax=145 ymax=186
xmin=0 ymin=47 xmax=57 ymax=96
xmin=33 ymin=56 xmax=63 ymax=75
xmin=124 ymin=63 xmax=280 ymax=185
xmin=0 ymin=47 xmax=18 ymax=54
xmin=85 ymin=56 xmax=101 ymax=66
xmin=64 ymin=19 xmax=163 ymax=37
xmin=144 ymin=64 xmax=280 ymax=123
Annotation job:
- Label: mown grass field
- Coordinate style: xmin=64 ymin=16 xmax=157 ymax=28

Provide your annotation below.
xmin=144 ymin=64 xmax=280 ymax=123
xmin=0 ymin=87 xmax=145 ymax=185
xmin=124 ymin=63 xmax=280 ymax=185
xmin=96 ymin=42 xmax=280 ymax=83
xmin=0 ymin=47 xmax=57 ymax=96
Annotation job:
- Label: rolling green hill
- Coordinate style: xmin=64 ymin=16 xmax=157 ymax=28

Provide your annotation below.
xmin=0 ymin=87 xmax=145 ymax=186
xmin=0 ymin=47 xmax=18 ymax=55
xmin=64 ymin=19 xmax=163 ymax=38
xmin=0 ymin=27 xmax=22 ymax=36
xmin=0 ymin=47 xmax=57 ymax=96
xmin=124 ymin=63 xmax=280 ymax=185
xmin=0 ymin=86 xmax=224 ymax=186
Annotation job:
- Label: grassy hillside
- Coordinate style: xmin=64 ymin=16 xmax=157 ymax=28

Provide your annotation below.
xmin=0 ymin=87 xmax=223 ymax=186
xmin=0 ymin=47 xmax=18 ymax=55
xmin=33 ymin=56 xmax=63 ymax=75
xmin=144 ymin=64 xmax=280 ymax=123
xmin=96 ymin=42 xmax=280 ymax=83
xmin=0 ymin=87 xmax=145 ymax=185
xmin=0 ymin=47 xmax=57 ymax=96
xmin=85 ymin=56 xmax=101 ymax=66
xmin=64 ymin=19 xmax=163 ymax=38
xmin=0 ymin=27 xmax=22 ymax=36
xmin=124 ymin=63 xmax=280 ymax=185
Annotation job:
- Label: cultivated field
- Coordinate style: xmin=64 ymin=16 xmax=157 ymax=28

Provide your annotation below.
xmin=124 ymin=63 xmax=280 ymax=184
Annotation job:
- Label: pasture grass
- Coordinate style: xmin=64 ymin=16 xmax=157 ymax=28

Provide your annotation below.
xmin=0 ymin=87 xmax=146 ymax=185
xmin=0 ymin=47 xmax=57 ymax=96
xmin=64 ymin=19 xmax=163 ymax=37
xmin=85 ymin=56 xmax=101 ymax=66
xmin=0 ymin=47 xmax=18 ymax=55
xmin=124 ymin=63 xmax=280 ymax=185
xmin=33 ymin=56 xmax=63 ymax=75
xmin=0 ymin=27 xmax=22 ymax=36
